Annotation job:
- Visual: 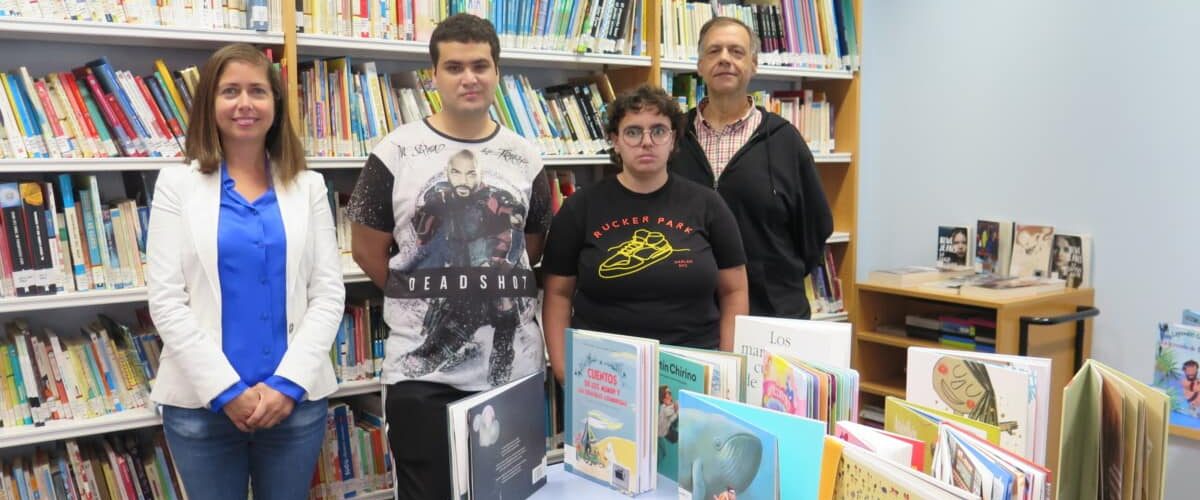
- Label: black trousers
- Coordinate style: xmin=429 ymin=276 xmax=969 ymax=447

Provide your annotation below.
xmin=386 ymin=381 xmax=477 ymax=500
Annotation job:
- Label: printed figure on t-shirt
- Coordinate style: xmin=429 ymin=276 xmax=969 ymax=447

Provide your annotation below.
xmin=402 ymin=149 xmax=528 ymax=385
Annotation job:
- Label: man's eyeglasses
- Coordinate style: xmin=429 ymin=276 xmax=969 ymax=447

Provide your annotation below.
xmin=619 ymin=126 xmax=673 ymax=146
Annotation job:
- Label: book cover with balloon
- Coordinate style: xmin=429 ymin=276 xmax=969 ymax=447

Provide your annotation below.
xmin=563 ymin=329 xmax=659 ymax=495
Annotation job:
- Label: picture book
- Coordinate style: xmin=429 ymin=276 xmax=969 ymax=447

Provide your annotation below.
xmin=656 ymin=350 xmax=709 ymax=483
xmin=884 ymin=396 xmax=1001 ymax=474
xmin=447 ymin=372 xmax=547 ymax=500
xmin=734 ymin=315 xmax=851 ymax=406
xmin=677 ymin=390 xmax=826 ymax=500
xmin=932 ymin=422 xmax=1051 ymax=500
xmin=906 ymin=348 xmax=1045 ymax=463
xmin=563 ymin=329 xmax=658 ymax=495
xmin=660 ymin=344 xmax=746 ymax=403
xmin=1057 ymin=359 xmax=1168 ymax=500
xmin=1153 ymin=323 xmax=1200 ymax=432
xmin=830 ymin=436 xmax=975 ymax=499
xmin=761 ymin=350 xmax=859 ymax=433
xmin=1008 ymin=223 xmax=1054 ymax=278
xmin=834 ymin=420 xmax=924 ymax=471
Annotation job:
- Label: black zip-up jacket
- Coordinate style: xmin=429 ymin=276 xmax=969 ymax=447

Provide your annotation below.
xmin=669 ymin=107 xmax=834 ymax=319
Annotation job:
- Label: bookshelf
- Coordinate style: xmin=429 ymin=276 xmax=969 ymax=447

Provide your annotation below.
xmin=0 ymin=1 xmax=860 ymax=497
xmin=852 ymin=281 xmax=1095 ymax=470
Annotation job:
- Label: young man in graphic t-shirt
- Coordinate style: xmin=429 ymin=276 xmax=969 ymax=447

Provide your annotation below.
xmin=346 ymin=14 xmax=551 ymax=500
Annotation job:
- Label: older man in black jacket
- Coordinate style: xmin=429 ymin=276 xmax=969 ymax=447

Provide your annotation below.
xmin=669 ymin=16 xmax=834 ymax=319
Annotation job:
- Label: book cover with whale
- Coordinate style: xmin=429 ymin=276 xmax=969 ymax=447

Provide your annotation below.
xmin=678 ymin=390 xmax=825 ymax=500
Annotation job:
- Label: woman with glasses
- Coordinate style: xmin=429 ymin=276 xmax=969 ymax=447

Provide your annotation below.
xmin=540 ymin=85 xmax=749 ymax=383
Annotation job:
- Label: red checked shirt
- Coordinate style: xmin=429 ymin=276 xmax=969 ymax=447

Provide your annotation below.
xmin=694 ymin=97 xmax=762 ymax=180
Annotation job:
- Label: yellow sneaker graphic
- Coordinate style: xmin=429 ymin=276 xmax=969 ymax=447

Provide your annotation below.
xmin=598 ymin=229 xmax=686 ymax=278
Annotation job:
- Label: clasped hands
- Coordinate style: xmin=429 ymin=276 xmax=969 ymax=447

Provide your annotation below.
xmin=222 ymin=383 xmax=296 ymax=432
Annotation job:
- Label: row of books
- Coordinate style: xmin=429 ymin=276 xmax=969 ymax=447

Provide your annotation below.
xmin=561 ymin=315 xmax=853 ymax=495
xmin=756 ymin=88 xmax=835 ymax=155
xmin=944 ymin=220 xmax=1093 ymax=288
xmin=298 ymin=57 xmax=614 ymax=158
xmin=0 ymin=57 xmax=201 ymax=160
xmin=1 ymin=313 xmax=161 ymax=429
xmin=311 ymin=398 xmax=394 ymax=500
xmin=0 ymin=431 xmax=184 ymax=500
xmin=806 ymin=246 xmax=843 ymax=316
xmin=0 ymin=0 xmax=282 ymax=32
xmin=878 ymin=356 xmax=1168 ymax=499
xmin=0 ymin=174 xmax=151 ymax=298
xmin=331 ymin=300 xmax=386 ymax=384
xmin=662 ymin=72 xmax=840 ymax=155
xmin=900 ymin=313 xmax=998 ymax=353
xmin=298 ymin=0 xmax=648 ymax=56
xmin=660 ymin=0 xmax=860 ymax=70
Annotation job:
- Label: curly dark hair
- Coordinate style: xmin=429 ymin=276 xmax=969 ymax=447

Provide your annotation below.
xmin=429 ymin=13 xmax=501 ymax=67
xmin=604 ymin=84 xmax=683 ymax=146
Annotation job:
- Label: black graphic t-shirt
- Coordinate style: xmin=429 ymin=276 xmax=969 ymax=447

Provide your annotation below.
xmin=346 ymin=119 xmax=551 ymax=391
xmin=541 ymin=175 xmax=745 ymax=347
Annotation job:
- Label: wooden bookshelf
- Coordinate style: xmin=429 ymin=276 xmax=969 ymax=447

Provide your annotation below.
xmin=853 ymin=281 xmax=1095 ymax=469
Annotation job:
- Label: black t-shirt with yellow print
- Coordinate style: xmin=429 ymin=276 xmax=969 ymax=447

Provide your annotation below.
xmin=542 ymin=174 xmax=746 ymax=347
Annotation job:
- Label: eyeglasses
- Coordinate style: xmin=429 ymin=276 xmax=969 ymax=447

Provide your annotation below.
xmin=619 ymin=126 xmax=673 ymax=146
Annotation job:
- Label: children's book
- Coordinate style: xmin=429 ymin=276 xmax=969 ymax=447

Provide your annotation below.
xmin=829 ymin=436 xmax=975 ymax=499
xmin=733 ymin=315 xmax=851 ymax=406
xmin=447 ymin=372 xmax=547 ymax=500
xmin=932 ymin=422 xmax=1051 ymax=500
xmin=1152 ymin=323 xmax=1200 ymax=432
xmin=761 ymin=350 xmax=859 ymax=434
xmin=834 ymin=420 xmax=924 ymax=471
xmin=677 ymin=390 xmax=825 ymax=500
xmin=905 ymin=348 xmax=1049 ymax=464
xmin=1058 ymin=360 xmax=1168 ymax=500
xmin=563 ymin=329 xmax=658 ymax=495
xmin=884 ymin=397 xmax=1002 ymax=474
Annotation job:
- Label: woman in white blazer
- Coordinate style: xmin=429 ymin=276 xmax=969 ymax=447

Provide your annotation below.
xmin=146 ymin=43 xmax=344 ymax=500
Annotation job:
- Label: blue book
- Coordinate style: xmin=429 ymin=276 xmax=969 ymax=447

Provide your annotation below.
xmin=679 ymin=390 xmax=825 ymax=500
xmin=86 ymin=58 xmax=156 ymax=156
xmin=5 ymin=74 xmax=46 ymax=157
xmin=448 ymin=372 xmax=548 ymax=500
xmin=563 ymin=328 xmax=658 ymax=495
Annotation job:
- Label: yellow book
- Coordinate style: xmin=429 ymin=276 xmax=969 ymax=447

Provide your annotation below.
xmin=883 ymin=396 xmax=1001 ymax=474
xmin=818 ymin=435 xmax=844 ymax=500
xmin=154 ymin=59 xmax=187 ymax=129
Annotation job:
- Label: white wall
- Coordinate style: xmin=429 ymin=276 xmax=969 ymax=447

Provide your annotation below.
xmin=859 ymin=1 xmax=1200 ymax=496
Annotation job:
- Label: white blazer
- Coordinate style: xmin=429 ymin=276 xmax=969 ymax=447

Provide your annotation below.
xmin=146 ymin=161 xmax=345 ymax=409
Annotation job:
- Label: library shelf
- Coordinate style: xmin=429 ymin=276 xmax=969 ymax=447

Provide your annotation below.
xmin=859 ymin=380 xmax=905 ymax=399
xmin=331 ymin=378 xmax=384 ymax=398
xmin=855 ymin=330 xmax=941 ymax=350
xmin=0 ymin=266 xmax=372 ymax=312
xmin=812 ymin=311 xmax=849 ymax=322
xmin=0 ymin=407 xmax=161 ymax=449
xmin=0 ymin=287 xmax=150 ymax=314
xmin=658 ymin=58 xmax=853 ymax=80
xmin=814 ymin=152 xmax=852 ymax=163
xmin=296 ymin=34 xmax=651 ymax=70
xmin=0 ymin=17 xmax=282 ymax=48
xmin=306 ymin=154 xmax=613 ymax=170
